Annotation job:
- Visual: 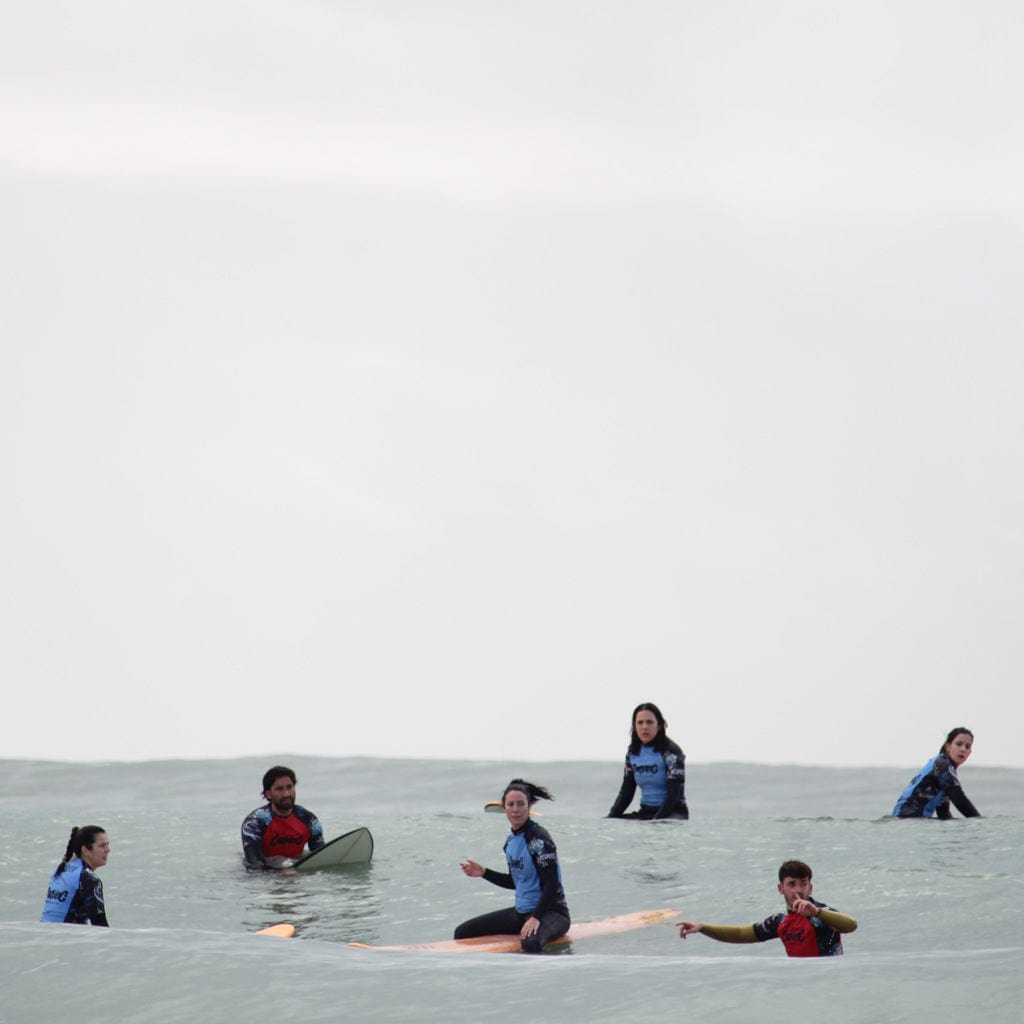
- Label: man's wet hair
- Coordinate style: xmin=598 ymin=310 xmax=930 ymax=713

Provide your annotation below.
xmin=262 ymin=765 xmax=297 ymax=795
xmin=778 ymin=859 xmax=812 ymax=883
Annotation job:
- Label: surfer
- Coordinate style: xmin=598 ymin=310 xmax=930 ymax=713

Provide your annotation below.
xmin=676 ymin=859 xmax=857 ymax=957
xmin=40 ymin=825 xmax=111 ymax=925
xmin=607 ymin=702 xmax=689 ymax=820
xmin=241 ymin=765 xmax=325 ymax=869
xmin=892 ymin=727 xmax=980 ymax=819
xmin=456 ymin=779 xmax=570 ymax=953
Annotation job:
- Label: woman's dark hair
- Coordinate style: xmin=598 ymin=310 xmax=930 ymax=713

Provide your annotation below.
xmin=55 ymin=825 xmax=106 ymax=876
xmin=628 ymin=702 xmax=671 ymax=755
xmin=502 ymin=779 xmax=554 ymax=807
xmin=939 ymin=727 xmax=973 ymax=754
xmin=262 ymin=765 xmax=297 ymax=796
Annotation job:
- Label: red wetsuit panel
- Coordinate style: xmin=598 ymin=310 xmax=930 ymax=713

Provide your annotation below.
xmin=777 ymin=910 xmax=844 ymax=957
xmin=776 ymin=912 xmax=821 ymax=956
xmin=261 ymin=814 xmax=311 ymax=861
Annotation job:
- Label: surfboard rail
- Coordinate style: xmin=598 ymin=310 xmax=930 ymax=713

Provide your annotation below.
xmin=347 ymin=908 xmax=679 ymax=953
xmin=293 ymin=826 xmax=374 ymax=871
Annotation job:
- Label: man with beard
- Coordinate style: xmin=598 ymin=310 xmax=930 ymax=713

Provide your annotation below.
xmin=241 ymin=766 xmax=325 ymax=869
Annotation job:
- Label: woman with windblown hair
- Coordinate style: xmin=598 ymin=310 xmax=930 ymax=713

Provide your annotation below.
xmin=456 ymin=779 xmax=570 ymax=952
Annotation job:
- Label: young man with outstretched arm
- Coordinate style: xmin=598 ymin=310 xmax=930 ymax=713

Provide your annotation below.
xmin=677 ymin=859 xmax=857 ymax=957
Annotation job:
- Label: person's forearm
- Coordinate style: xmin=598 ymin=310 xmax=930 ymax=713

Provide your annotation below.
xmin=608 ymin=777 xmax=635 ymax=817
xmin=698 ymin=923 xmax=757 ymax=943
xmin=656 ymin=777 xmax=684 ymax=817
xmin=242 ymin=841 xmax=267 ymax=868
xmin=532 ymin=863 xmax=563 ymax=918
xmin=481 ymin=868 xmax=515 ymax=890
xmin=817 ymin=908 xmax=857 ymax=933
xmin=949 ymin=787 xmax=981 ymax=818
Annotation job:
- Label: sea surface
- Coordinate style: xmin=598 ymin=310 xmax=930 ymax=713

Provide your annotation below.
xmin=3 ymin=756 xmax=1022 ymax=1023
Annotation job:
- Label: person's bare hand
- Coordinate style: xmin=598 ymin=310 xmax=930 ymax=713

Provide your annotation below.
xmin=460 ymin=859 xmax=484 ymax=878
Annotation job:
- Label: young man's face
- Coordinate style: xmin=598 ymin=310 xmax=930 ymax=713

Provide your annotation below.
xmin=265 ymin=776 xmax=296 ymax=815
xmin=778 ymin=875 xmax=813 ymax=909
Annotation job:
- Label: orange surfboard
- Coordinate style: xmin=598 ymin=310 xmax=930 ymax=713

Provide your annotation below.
xmin=347 ymin=908 xmax=678 ymax=953
xmin=254 ymin=923 xmax=295 ymax=938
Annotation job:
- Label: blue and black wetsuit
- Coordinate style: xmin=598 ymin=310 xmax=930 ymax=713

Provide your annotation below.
xmin=454 ymin=819 xmax=570 ymax=953
xmin=40 ymin=859 xmax=108 ymax=925
xmin=892 ymin=754 xmax=980 ymax=818
xmin=608 ymin=739 xmax=688 ymax=819
xmin=241 ymin=804 xmax=325 ymax=868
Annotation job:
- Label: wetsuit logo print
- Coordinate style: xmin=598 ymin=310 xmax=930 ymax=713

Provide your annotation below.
xmin=779 ymin=921 xmax=811 ymax=944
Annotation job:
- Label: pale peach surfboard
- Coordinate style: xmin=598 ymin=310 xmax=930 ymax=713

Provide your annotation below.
xmin=254 ymin=923 xmax=296 ymax=938
xmin=347 ymin=908 xmax=678 ymax=953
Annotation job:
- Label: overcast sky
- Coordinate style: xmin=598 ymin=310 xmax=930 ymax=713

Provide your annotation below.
xmin=2 ymin=1 xmax=1022 ymax=769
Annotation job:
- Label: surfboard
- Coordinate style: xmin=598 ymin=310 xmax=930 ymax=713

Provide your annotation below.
xmin=484 ymin=801 xmax=540 ymax=816
xmin=293 ymin=827 xmax=374 ymax=871
xmin=347 ymin=908 xmax=678 ymax=953
xmin=254 ymin=923 xmax=295 ymax=938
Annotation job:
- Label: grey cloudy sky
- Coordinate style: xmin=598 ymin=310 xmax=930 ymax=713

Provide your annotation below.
xmin=3 ymin=1 xmax=1022 ymax=769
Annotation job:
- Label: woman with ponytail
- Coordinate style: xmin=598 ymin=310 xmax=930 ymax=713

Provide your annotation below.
xmin=456 ymin=779 xmax=570 ymax=952
xmin=40 ymin=825 xmax=111 ymax=925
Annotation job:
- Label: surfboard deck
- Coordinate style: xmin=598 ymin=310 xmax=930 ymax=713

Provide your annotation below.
xmin=293 ymin=827 xmax=374 ymax=871
xmin=347 ymin=908 xmax=678 ymax=953
xmin=254 ymin=923 xmax=295 ymax=938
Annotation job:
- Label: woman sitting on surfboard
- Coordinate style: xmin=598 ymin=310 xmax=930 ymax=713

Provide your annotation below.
xmin=607 ymin=702 xmax=689 ymax=820
xmin=40 ymin=825 xmax=111 ymax=925
xmin=456 ymin=779 xmax=570 ymax=953
xmin=892 ymin=727 xmax=981 ymax=818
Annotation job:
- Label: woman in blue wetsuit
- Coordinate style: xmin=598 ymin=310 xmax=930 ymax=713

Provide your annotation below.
xmin=607 ymin=702 xmax=689 ymax=820
xmin=892 ymin=727 xmax=980 ymax=818
xmin=456 ymin=779 xmax=570 ymax=953
xmin=40 ymin=825 xmax=111 ymax=925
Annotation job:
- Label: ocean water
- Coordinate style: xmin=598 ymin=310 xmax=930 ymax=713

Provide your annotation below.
xmin=3 ymin=756 xmax=1021 ymax=1023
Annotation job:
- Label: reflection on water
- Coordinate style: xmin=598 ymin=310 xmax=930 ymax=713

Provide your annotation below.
xmin=242 ymin=863 xmax=382 ymax=943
